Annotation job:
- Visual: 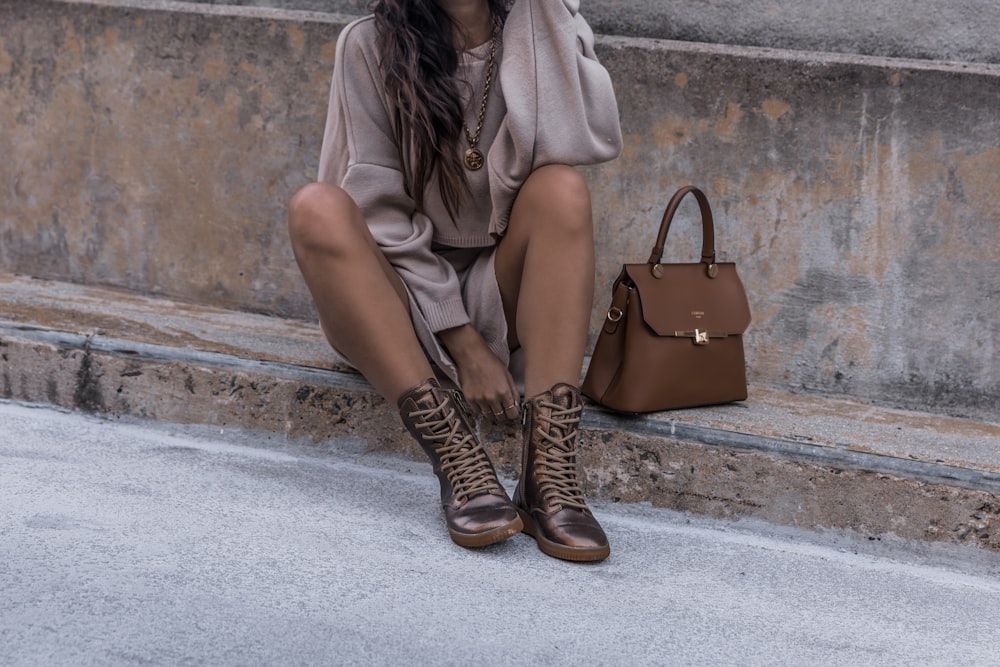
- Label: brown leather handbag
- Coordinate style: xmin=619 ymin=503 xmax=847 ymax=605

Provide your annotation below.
xmin=582 ymin=186 xmax=751 ymax=413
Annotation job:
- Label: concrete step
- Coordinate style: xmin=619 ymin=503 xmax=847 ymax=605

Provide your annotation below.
xmin=188 ymin=0 xmax=1000 ymax=64
xmin=3 ymin=273 xmax=998 ymax=552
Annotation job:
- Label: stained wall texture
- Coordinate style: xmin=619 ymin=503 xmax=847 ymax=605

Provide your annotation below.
xmin=0 ymin=1 xmax=335 ymax=316
xmin=0 ymin=1 xmax=998 ymax=419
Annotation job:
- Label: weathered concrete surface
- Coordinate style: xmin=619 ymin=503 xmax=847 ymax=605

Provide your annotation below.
xmin=3 ymin=276 xmax=999 ymax=550
xmin=0 ymin=0 xmax=342 ymax=317
xmin=0 ymin=274 xmax=338 ymax=369
xmin=1 ymin=1 xmax=998 ymax=419
xmin=190 ymin=0 xmax=1000 ymax=65
xmin=3 ymin=274 xmax=998 ymax=472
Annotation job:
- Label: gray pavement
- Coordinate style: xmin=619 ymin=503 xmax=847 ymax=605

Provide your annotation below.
xmin=2 ymin=401 xmax=1000 ymax=666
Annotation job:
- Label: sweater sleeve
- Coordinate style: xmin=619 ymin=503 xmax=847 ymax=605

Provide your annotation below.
xmin=488 ymin=0 xmax=624 ymax=232
xmin=317 ymin=19 xmax=471 ymax=333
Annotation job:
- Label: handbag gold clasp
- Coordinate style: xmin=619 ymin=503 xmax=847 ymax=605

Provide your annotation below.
xmin=673 ymin=330 xmax=713 ymax=344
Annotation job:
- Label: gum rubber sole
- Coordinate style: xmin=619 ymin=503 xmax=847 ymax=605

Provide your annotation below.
xmin=516 ymin=507 xmax=611 ymax=562
xmin=449 ymin=514 xmax=524 ymax=548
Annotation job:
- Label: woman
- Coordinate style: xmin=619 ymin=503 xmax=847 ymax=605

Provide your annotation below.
xmin=287 ymin=0 xmax=622 ymax=562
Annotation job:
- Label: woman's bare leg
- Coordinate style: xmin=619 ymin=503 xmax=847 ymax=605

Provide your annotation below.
xmin=286 ymin=182 xmax=433 ymax=404
xmin=494 ymin=165 xmax=595 ymax=398
xmin=497 ymin=165 xmax=609 ymax=562
xmin=288 ymin=182 xmax=523 ymax=548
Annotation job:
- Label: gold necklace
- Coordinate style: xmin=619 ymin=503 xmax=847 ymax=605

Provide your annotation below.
xmin=462 ymin=19 xmax=500 ymax=171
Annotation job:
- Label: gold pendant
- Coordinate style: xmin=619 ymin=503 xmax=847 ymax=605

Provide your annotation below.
xmin=464 ymin=148 xmax=484 ymax=171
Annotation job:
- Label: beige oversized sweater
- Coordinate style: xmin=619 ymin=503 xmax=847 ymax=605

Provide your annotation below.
xmin=318 ymin=0 xmax=622 ymax=381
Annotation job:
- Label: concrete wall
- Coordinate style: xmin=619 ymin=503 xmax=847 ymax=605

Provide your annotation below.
xmin=1 ymin=0 xmax=998 ymax=420
xmin=1 ymin=0 xmax=338 ymax=315
xmin=188 ymin=0 xmax=1000 ymax=64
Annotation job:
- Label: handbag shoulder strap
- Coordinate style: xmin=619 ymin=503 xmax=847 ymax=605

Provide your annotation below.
xmin=646 ymin=185 xmax=717 ymax=266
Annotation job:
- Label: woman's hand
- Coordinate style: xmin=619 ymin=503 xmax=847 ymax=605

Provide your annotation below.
xmin=438 ymin=325 xmax=520 ymax=421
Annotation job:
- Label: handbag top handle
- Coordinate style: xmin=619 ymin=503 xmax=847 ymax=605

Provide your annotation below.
xmin=646 ymin=185 xmax=717 ymax=266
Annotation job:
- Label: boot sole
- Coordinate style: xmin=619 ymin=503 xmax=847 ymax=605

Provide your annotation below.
xmin=449 ymin=514 xmax=524 ymax=549
xmin=516 ymin=508 xmax=611 ymax=562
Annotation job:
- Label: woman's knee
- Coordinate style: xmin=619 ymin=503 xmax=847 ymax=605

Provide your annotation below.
xmin=525 ymin=164 xmax=590 ymax=201
xmin=286 ymin=182 xmax=364 ymax=254
xmin=515 ymin=165 xmax=593 ymax=236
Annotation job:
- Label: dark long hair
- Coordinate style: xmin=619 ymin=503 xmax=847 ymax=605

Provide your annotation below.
xmin=372 ymin=0 xmax=509 ymax=218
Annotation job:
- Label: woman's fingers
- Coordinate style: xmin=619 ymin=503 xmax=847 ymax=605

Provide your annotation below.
xmin=483 ymin=397 xmax=510 ymax=421
xmin=443 ymin=329 xmax=521 ymax=421
xmin=484 ymin=399 xmax=503 ymax=420
xmin=491 ymin=392 xmax=520 ymax=422
xmin=471 ymin=388 xmax=518 ymax=422
xmin=502 ymin=372 xmax=520 ymax=421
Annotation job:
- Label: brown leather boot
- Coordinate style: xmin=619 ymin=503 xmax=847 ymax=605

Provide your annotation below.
xmin=398 ymin=378 xmax=523 ymax=548
xmin=514 ymin=383 xmax=610 ymax=562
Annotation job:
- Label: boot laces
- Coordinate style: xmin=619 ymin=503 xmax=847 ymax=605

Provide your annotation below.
xmin=534 ymin=400 xmax=588 ymax=510
xmin=408 ymin=396 xmax=499 ymax=502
